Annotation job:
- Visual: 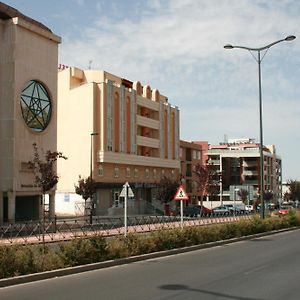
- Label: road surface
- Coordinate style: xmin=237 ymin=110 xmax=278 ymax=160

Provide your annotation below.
xmin=1 ymin=229 xmax=300 ymax=299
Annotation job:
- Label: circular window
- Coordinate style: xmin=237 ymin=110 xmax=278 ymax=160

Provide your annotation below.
xmin=20 ymin=80 xmax=52 ymax=132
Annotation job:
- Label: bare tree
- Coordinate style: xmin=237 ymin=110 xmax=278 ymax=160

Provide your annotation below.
xmin=28 ymin=143 xmax=67 ymax=249
xmin=193 ymin=163 xmax=220 ymax=206
xmin=156 ymin=176 xmax=179 ymax=204
xmin=237 ymin=188 xmax=249 ymax=204
xmin=29 ymin=143 xmax=67 ymax=202
xmin=193 ymin=163 xmax=209 ymax=207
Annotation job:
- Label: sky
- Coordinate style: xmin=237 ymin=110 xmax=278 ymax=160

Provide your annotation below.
xmin=3 ymin=0 xmax=300 ymax=181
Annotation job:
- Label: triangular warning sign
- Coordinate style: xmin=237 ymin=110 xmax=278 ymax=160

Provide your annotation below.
xmin=174 ymin=185 xmax=189 ymax=201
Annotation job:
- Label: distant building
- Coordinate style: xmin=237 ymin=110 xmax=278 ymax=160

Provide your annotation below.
xmin=206 ymin=138 xmax=282 ymax=204
xmin=0 ymin=3 xmax=61 ymax=222
xmin=56 ymin=67 xmax=180 ymax=216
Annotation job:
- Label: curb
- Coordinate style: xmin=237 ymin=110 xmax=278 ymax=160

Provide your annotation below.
xmin=0 ymin=227 xmax=298 ymax=288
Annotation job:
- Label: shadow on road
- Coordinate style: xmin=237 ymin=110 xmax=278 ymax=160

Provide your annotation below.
xmin=159 ymin=284 xmax=265 ymax=300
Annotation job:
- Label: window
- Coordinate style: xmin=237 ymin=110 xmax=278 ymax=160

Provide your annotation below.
xmin=193 ymin=150 xmax=197 ymax=160
xmin=145 ymin=168 xmax=150 ymax=178
xmin=98 ymin=165 xmax=104 ymax=176
xmin=171 ymin=169 xmax=175 ymax=178
xmin=153 ymin=168 xmax=157 ymax=178
xmin=126 ymin=167 xmax=131 ymax=177
xmin=197 ymin=151 xmax=201 ymax=160
xmin=114 ymin=167 xmax=119 ymax=177
xmin=20 ymin=80 xmax=52 ymax=132
xmin=134 ymin=168 xmax=139 ymax=178
xmin=161 ymin=169 xmax=165 ymax=177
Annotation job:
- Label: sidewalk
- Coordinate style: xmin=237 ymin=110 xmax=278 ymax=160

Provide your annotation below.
xmin=0 ymin=215 xmax=248 ymax=245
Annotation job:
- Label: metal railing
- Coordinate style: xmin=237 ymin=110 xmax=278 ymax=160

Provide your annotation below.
xmin=0 ymin=214 xmax=252 ymax=245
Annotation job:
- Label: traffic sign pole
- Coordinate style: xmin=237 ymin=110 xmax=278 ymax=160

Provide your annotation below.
xmin=124 ymin=183 xmax=128 ymax=236
xmin=180 ymin=200 xmax=183 ymax=229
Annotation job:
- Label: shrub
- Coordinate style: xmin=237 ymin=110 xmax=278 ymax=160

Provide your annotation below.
xmin=1 ymin=214 xmax=300 ymax=279
xmin=59 ymin=235 xmax=108 ymax=266
xmin=0 ymin=245 xmax=35 ymax=278
xmin=33 ymin=245 xmax=64 ymax=272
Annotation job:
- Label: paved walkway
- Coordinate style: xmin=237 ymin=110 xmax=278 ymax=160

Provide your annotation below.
xmin=0 ymin=215 xmax=250 ymax=245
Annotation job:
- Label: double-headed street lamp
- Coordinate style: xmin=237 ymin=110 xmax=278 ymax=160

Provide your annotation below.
xmin=224 ymin=35 xmax=296 ymax=219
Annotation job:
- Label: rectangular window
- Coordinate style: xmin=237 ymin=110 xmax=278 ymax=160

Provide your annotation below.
xmin=98 ymin=165 xmax=104 ymax=176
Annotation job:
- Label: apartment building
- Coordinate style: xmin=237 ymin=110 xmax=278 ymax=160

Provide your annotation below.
xmin=207 ymin=138 xmax=282 ymax=204
xmin=179 ymin=140 xmax=205 ymax=205
xmin=56 ymin=67 xmax=180 ymax=216
xmin=0 ymin=3 xmax=61 ymax=222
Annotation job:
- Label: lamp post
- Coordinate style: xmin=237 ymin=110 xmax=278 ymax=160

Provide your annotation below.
xmin=234 ymin=188 xmax=239 ymax=217
xmin=90 ymin=133 xmax=98 ymax=179
xmin=224 ymin=35 xmax=296 ymax=219
xmin=90 ymin=132 xmax=98 ymax=223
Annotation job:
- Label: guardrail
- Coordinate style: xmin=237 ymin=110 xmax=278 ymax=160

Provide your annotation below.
xmin=0 ymin=214 xmax=252 ymax=245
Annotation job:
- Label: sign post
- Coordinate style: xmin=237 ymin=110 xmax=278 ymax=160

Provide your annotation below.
xmin=174 ymin=185 xmax=189 ymax=228
xmin=120 ymin=182 xmax=134 ymax=236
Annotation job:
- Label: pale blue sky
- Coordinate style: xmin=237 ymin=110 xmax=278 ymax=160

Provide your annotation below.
xmin=4 ymin=0 xmax=300 ymax=181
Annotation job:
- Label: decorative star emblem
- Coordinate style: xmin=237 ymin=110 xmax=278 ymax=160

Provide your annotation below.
xmin=20 ymin=80 xmax=52 ymax=132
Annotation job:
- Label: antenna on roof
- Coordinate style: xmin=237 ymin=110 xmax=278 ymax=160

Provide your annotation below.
xmin=88 ymin=60 xmax=93 ymax=70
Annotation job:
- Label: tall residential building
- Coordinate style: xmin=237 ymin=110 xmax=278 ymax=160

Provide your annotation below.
xmin=56 ymin=67 xmax=180 ymax=215
xmin=207 ymin=138 xmax=282 ymax=204
xmin=0 ymin=3 xmax=61 ymax=223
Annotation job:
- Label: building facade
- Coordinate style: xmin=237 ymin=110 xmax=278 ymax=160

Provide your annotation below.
xmin=207 ymin=138 xmax=282 ymax=205
xmin=56 ymin=67 xmax=180 ymax=216
xmin=179 ymin=140 xmax=204 ymax=205
xmin=0 ymin=3 xmax=61 ymax=222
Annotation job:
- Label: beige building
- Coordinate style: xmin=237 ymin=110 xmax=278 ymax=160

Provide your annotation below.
xmin=0 ymin=3 xmax=61 ymax=222
xmin=56 ymin=67 xmax=180 ymax=216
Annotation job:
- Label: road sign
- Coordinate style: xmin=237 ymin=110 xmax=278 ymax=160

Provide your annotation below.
xmin=120 ymin=182 xmax=134 ymax=198
xmin=174 ymin=185 xmax=189 ymax=201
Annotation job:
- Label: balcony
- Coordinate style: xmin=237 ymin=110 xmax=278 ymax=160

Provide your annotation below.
xmin=98 ymin=151 xmax=180 ymax=168
xmin=137 ymin=135 xmax=159 ymax=148
xmin=137 ymin=95 xmax=160 ymax=111
xmin=136 ymin=115 xmax=159 ymax=129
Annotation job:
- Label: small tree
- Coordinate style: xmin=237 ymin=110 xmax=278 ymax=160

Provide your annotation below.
xmin=156 ymin=176 xmax=179 ymax=204
xmin=285 ymin=180 xmax=300 ymax=202
xmin=237 ymin=188 xmax=249 ymax=204
xmin=28 ymin=143 xmax=67 ymax=251
xmin=75 ymin=176 xmax=97 ymax=214
xmin=29 ymin=143 xmax=67 ymax=210
xmin=193 ymin=163 xmax=209 ymax=207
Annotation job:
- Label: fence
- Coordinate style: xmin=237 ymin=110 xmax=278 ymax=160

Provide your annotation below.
xmin=0 ymin=214 xmax=252 ymax=245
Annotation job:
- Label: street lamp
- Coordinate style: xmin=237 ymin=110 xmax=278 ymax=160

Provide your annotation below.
xmin=90 ymin=132 xmax=99 ymax=179
xmin=89 ymin=132 xmax=98 ymax=223
xmin=224 ymin=35 xmax=296 ymax=219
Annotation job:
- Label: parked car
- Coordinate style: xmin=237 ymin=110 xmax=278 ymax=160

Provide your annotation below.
xmin=277 ymin=204 xmax=294 ymax=216
xmin=224 ymin=204 xmax=246 ymax=215
xmin=212 ymin=206 xmax=230 ymax=216
xmin=182 ymin=205 xmax=212 ymax=217
xmin=182 ymin=206 xmax=201 ymax=217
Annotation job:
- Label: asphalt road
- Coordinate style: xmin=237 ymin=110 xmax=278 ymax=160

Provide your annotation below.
xmin=1 ymin=229 xmax=300 ymax=300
